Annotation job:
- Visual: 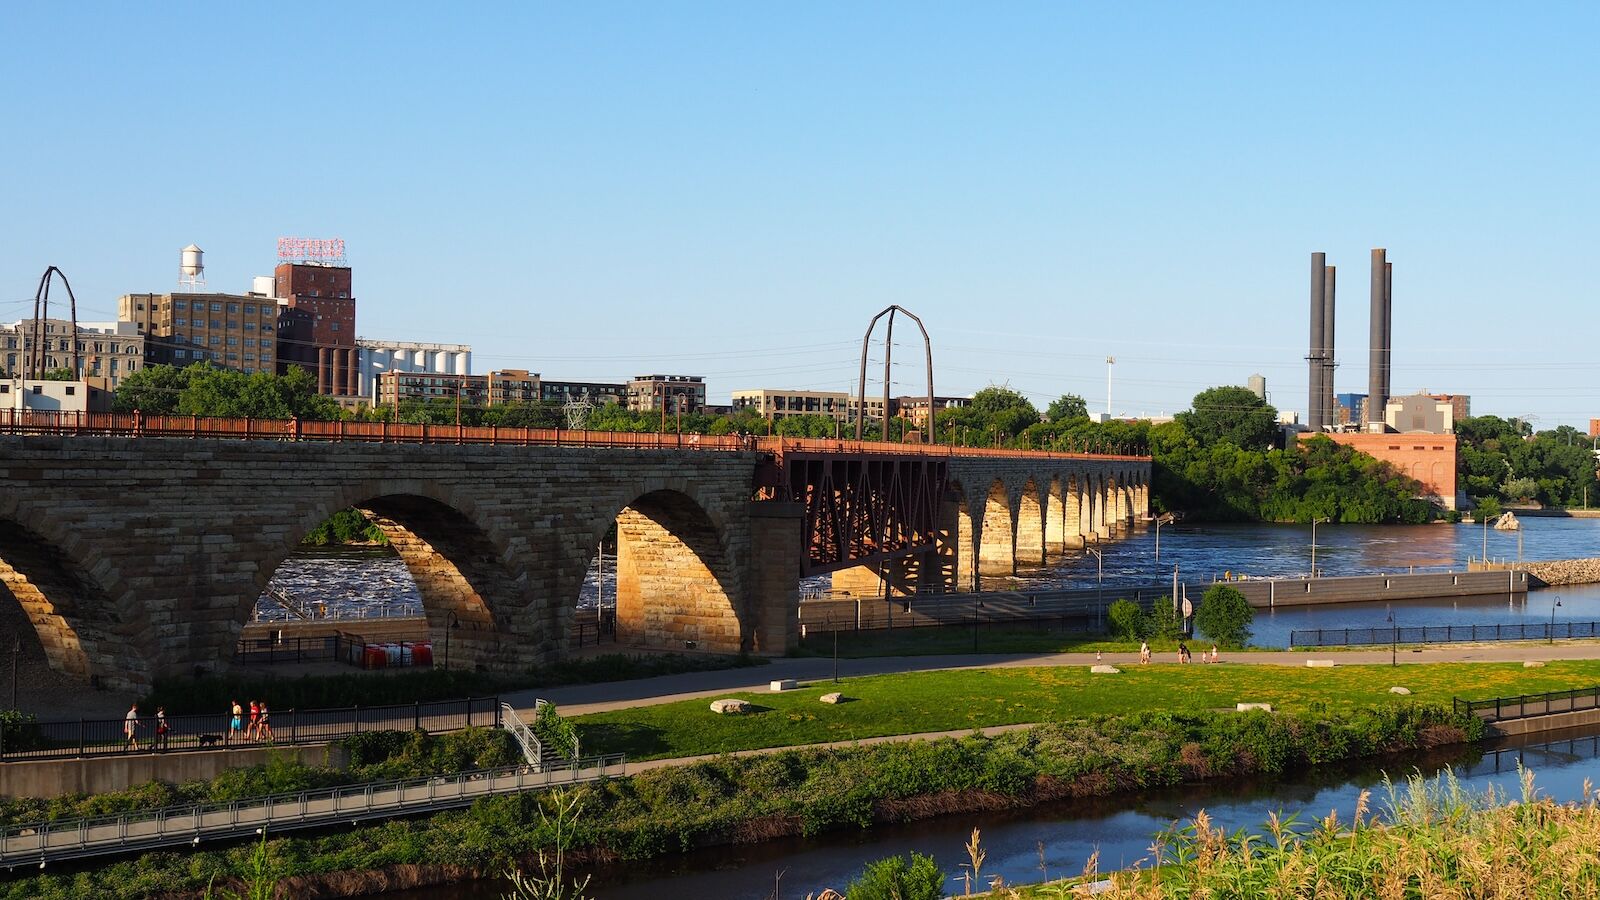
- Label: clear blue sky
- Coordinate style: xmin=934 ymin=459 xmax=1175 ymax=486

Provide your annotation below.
xmin=3 ymin=3 xmax=1596 ymax=426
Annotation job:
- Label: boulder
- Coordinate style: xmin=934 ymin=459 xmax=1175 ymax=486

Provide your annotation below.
xmin=1305 ymin=659 xmax=1337 ymax=668
xmin=1524 ymin=660 xmax=1547 ymax=668
xmin=710 ymin=698 xmax=752 ymax=715
xmin=1090 ymin=665 xmax=1121 ymax=674
xmin=1389 ymin=686 xmax=1412 ymax=695
xmin=819 ymin=692 xmax=844 ymax=704
xmin=769 ymin=679 xmax=797 ymax=692
xmin=1236 ymin=703 xmax=1273 ymax=712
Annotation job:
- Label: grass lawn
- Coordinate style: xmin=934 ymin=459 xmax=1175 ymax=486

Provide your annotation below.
xmin=791 ymin=627 xmax=1282 ymax=658
xmin=573 ymin=659 xmax=1600 ymax=761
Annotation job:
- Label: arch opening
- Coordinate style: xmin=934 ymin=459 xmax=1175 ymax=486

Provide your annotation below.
xmin=978 ymin=479 xmax=1016 ymax=578
xmin=1015 ymin=477 xmax=1046 ymax=567
xmin=0 ymin=518 xmax=138 ymax=693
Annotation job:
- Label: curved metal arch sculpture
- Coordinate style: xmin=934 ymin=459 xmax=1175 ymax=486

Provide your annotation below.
xmin=855 ymin=305 xmax=934 ymax=443
xmin=28 ymin=266 xmax=83 ymax=379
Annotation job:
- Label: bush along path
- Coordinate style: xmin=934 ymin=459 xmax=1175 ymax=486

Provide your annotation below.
xmin=0 ymin=705 xmax=1482 ymax=899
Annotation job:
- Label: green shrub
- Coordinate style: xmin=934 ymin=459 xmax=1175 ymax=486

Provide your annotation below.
xmin=1194 ymin=584 xmax=1253 ymax=648
xmin=0 ymin=709 xmax=41 ymax=753
xmin=1107 ymin=599 xmax=1146 ymax=640
xmin=1147 ymin=596 xmax=1182 ymax=640
xmin=843 ymin=851 xmax=945 ymax=900
xmin=532 ymin=704 xmax=579 ymax=759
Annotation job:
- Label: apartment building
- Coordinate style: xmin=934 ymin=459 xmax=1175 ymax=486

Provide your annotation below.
xmin=487 ymin=369 xmax=541 ymax=405
xmin=374 ymin=371 xmax=489 ymax=408
xmin=732 ymin=389 xmax=849 ymax=420
xmin=0 ymin=319 xmax=145 ymax=387
xmin=627 ymin=375 xmax=706 ymax=413
xmin=118 ymin=292 xmax=279 ymax=374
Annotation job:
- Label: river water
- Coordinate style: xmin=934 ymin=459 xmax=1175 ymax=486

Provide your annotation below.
xmin=382 ymin=724 xmax=1600 ymax=899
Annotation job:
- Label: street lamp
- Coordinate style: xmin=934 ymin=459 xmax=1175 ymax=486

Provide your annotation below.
xmin=1310 ymin=517 xmax=1330 ymax=578
xmin=1386 ymin=607 xmax=1397 ymax=668
xmin=1105 ymin=356 xmax=1115 ymax=419
xmin=1550 ymin=595 xmax=1563 ymax=645
xmin=1086 ymin=547 xmax=1104 ymax=632
xmin=443 ymin=610 xmax=460 ymax=671
xmin=1154 ymin=512 xmax=1175 ymax=563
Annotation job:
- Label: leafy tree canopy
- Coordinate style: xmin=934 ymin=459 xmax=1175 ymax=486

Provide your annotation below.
xmin=1174 ymin=386 xmax=1278 ymax=450
xmin=1046 ymin=393 xmax=1089 ymax=422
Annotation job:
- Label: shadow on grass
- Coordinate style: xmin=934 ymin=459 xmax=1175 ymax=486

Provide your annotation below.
xmin=577 ymin=722 xmax=669 ymax=758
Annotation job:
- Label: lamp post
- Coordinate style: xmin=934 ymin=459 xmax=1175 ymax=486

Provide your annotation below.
xmin=1154 ymin=512 xmax=1175 ymax=564
xmin=1310 ymin=517 xmax=1330 ymax=578
xmin=1550 ymin=595 xmax=1563 ymax=645
xmin=1481 ymin=513 xmax=1492 ymax=563
xmin=1386 ymin=607 xmax=1397 ymax=668
xmin=1105 ymin=356 xmax=1115 ymax=418
xmin=1087 ymin=547 xmax=1104 ymax=632
xmin=443 ymin=610 xmax=460 ymax=671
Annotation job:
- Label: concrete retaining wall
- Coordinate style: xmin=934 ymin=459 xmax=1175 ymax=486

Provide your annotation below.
xmin=1469 ymin=557 xmax=1600 ymax=588
xmin=0 ymin=744 xmax=343 ymax=799
xmin=1230 ymin=569 xmax=1528 ymax=608
xmin=1489 ymin=709 xmax=1600 ymax=737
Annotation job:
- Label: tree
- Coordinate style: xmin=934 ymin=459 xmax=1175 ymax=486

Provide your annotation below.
xmin=1174 ymin=386 xmax=1278 ymax=450
xmin=1046 ymin=393 xmax=1089 ymax=422
xmin=42 ymin=367 xmax=76 ymax=382
xmin=1194 ymin=584 xmax=1253 ymax=648
xmin=1107 ymin=599 xmax=1146 ymax=641
xmin=842 ymin=852 xmax=945 ymax=900
xmin=962 ymin=385 xmax=1040 ymax=441
xmin=112 ymin=364 xmax=197 ymax=414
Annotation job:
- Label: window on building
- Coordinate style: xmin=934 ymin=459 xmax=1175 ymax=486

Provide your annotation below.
xmin=244 ymin=305 xmax=256 ymax=315
xmin=330 ymin=322 xmax=340 ymax=331
xmin=226 ymin=320 xmax=237 ymax=329
xmin=64 ymin=386 xmax=75 ymax=396
xmin=174 ymin=318 xmax=186 ymax=327
xmin=210 ymin=320 xmax=221 ymax=329
xmin=226 ymin=337 xmax=238 ymax=346
xmin=244 ymin=338 xmax=255 ymax=348
xmin=244 ymin=353 xmax=255 ymax=362
xmin=174 ymin=349 xmax=187 ymax=359
xmin=244 ymin=322 xmax=256 ymax=331
xmin=227 ymin=353 xmax=238 ymax=361
xmin=260 ymin=339 xmax=273 ymax=348
xmin=0 ymin=385 xmax=8 ymax=394
xmin=210 ymin=303 xmax=222 ymax=312
xmin=243 ymin=367 xmax=254 ymax=374
xmin=174 ymin=300 xmax=187 ymax=311
xmin=210 ymin=336 xmax=221 ymax=346
xmin=31 ymin=386 xmax=41 ymax=395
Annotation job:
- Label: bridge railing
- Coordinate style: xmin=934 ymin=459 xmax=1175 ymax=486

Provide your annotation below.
xmin=0 ymin=410 xmax=1149 ymax=460
xmin=1454 ymin=685 xmax=1600 ymax=723
xmin=0 ymin=752 xmax=627 ymax=866
xmin=0 ymin=696 xmax=501 ymax=761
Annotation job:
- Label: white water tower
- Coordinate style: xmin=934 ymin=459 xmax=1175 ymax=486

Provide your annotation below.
xmin=178 ymin=244 xmax=206 ymax=291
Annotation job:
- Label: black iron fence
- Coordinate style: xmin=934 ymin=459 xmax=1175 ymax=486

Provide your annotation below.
xmin=0 ymin=696 xmax=501 ymax=761
xmin=1291 ymin=621 xmax=1600 ymax=649
xmin=1455 ymin=686 xmax=1600 ymax=723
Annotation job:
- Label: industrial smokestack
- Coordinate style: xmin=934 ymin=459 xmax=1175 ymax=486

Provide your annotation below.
xmin=1308 ymin=252 xmax=1327 ymax=430
xmin=1367 ymin=249 xmax=1388 ymax=426
xmin=1323 ymin=265 xmax=1336 ymax=427
xmin=1383 ymin=260 xmax=1393 ymax=406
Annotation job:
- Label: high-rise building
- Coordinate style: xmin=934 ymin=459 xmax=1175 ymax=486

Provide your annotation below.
xmin=274 ymin=262 xmax=357 ymax=397
xmin=118 ymin=292 xmax=278 ymax=374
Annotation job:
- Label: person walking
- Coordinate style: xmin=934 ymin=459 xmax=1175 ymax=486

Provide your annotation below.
xmin=248 ymin=700 xmax=261 ymax=741
xmin=256 ymin=701 xmax=273 ymax=743
xmin=1139 ymin=641 xmax=1151 ymax=665
xmin=1177 ymin=642 xmax=1190 ymax=664
xmin=155 ymin=706 xmax=169 ymax=752
xmin=1210 ymin=645 xmax=1220 ymax=664
xmin=229 ymin=699 xmax=243 ymax=743
xmin=123 ymin=703 xmax=141 ymax=752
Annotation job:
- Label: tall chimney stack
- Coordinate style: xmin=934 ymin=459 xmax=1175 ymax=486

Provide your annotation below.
xmin=1323 ymin=265 xmax=1336 ymax=426
xmin=1308 ymin=252 xmax=1327 ymax=430
xmin=1383 ymin=260 xmax=1393 ymax=405
xmin=1367 ymin=249 xmax=1389 ymax=426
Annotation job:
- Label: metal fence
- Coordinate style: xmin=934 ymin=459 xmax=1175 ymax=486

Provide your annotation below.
xmin=0 ymin=752 xmax=627 ymax=866
xmin=1454 ymin=685 xmax=1600 ymax=723
xmin=0 ymin=696 xmax=501 ymax=761
xmin=1291 ymin=621 xmax=1600 ymax=649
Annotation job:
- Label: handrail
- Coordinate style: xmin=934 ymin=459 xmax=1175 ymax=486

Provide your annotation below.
xmin=501 ymin=701 xmax=544 ymax=769
xmin=1293 ymin=621 xmax=1600 ymax=649
xmin=0 ymin=410 xmax=1151 ymax=461
xmin=1454 ymin=684 xmax=1600 ymax=723
xmin=0 ymin=753 xmax=627 ymax=866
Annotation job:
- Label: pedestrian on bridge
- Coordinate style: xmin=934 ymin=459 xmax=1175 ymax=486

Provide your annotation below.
xmin=155 ymin=706 xmax=169 ymax=752
xmin=229 ymin=700 xmax=243 ymax=742
xmin=123 ymin=703 xmax=141 ymax=752
xmin=256 ymin=702 xmax=273 ymax=743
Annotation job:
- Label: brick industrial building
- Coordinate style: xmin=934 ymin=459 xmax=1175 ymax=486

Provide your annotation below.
xmin=1309 ymin=431 xmax=1460 ymax=510
xmin=118 ymin=292 xmax=279 ymax=374
xmin=274 ymin=262 xmax=357 ymax=398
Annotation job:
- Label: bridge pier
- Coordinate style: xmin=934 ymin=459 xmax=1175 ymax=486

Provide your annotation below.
xmin=1015 ymin=480 xmax=1046 ymax=567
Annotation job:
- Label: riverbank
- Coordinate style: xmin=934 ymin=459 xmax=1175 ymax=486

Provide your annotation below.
xmin=0 ymin=706 xmax=1481 ymax=900
xmin=1470 ymin=556 xmax=1600 ymax=587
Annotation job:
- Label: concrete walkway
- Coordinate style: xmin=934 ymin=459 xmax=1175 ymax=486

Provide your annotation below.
xmin=510 ymin=641 xmax=1600 ymax=717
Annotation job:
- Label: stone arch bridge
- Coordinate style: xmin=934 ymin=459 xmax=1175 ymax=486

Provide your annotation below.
xmin=0 ymin=429 xmax=1148 ymax=689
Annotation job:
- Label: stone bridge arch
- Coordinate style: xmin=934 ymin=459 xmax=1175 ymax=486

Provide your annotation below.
xmin=978 ymin=478 xmax=1018 ymax=577
xmin=255 ymin=480 xmax=533 ymax=672
xmin=0 ymin=501 xmax=146 ymax=689
xmin=572 ymin=481 xmax=749 ymax=654
xmin=1015 ymin=476 xmax=1046 ymax=567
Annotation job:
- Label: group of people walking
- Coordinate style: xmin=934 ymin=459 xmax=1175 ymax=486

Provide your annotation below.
xmin=1137 ymin=641 xmax=1219 ymax=665
xmin=230 ymin=699 xmax=274 ymax=742
xmin=120 ymin=699 xmax=274 ymax=751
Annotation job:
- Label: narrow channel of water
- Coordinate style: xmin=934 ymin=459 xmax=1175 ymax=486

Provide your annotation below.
xmin=383 ymin=724 xmax=1600 ymax=899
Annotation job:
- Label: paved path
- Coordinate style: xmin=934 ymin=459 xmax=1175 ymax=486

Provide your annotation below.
xmin=509 ymin=641 xmax=1600 ymax=717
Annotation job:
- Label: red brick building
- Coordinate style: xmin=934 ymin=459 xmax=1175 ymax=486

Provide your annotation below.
xmin=1305 ymin=431 xmax=1459 ymax=510
xmin=275 ymin=263 xmax=357 ymax=396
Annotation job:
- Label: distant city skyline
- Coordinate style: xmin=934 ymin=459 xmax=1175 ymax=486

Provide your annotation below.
xmin=4 ymin=4 xmax=1596 ymax=426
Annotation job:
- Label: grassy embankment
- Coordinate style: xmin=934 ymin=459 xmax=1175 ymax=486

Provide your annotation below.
xmin=792 ymin=628 xmax=1285 ymax=658
xmin=572 ymin=659 xmax=1600 ymax=760
xmin=0 ymin=705 xmax=1480 ymax=900
xmin=987 ymin=769 xmax=1600 ymax=898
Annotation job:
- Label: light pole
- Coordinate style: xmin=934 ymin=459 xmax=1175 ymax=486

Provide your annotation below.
xmin=1105 ymin=356 xmax=1115 ymax=419
xmin=1154 ymin=512 xmax=1175 ymax=563
xmin=1386 ymin=607 xmax=1397 ymax=667
xmin=1481 ymin=513 xmax=1492 ymax=563
xmin=443 ymin=610 xmax=460 ymax=671
xmin=1550 ymin=595 xmax=1563 ymax=644
xmin=1087 ymin=547 xmax=1104 ymax=632
xmin=1310 ymin=517 xmax=1330 ymax=578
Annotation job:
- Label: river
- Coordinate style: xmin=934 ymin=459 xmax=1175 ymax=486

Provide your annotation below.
xmin=380 ymin=723 xmax=1600 ymax=899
